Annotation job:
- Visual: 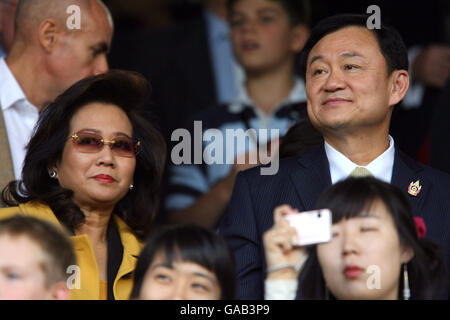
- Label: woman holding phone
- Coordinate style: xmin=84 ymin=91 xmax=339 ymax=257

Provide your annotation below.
xmin=263 ymin=177 xmax=448 ymax=300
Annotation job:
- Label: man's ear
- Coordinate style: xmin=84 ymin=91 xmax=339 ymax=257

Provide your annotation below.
xmin=49 ymin=281 xmax=71 ymax=300
xmin=38 ymin=18 xmax=62 ymax=53
xmin=290 ymin=24 xmax=310 ymax=53
xmin=388 ymin=69 xmax=410 ymax=107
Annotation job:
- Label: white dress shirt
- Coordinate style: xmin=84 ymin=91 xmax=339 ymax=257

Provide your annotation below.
xmin=324 ymin=135 xmax=396 ymax=184
xmin=0 ymin=58 xmax=39 ymax=180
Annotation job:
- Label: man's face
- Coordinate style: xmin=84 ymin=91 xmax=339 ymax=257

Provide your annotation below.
xmin=49 ymin=3 xmax=113 ymax=96
xmin=0 ymin=234 xmax=53 ymax=300
xmin=305 ymin=26 xmax=398 ymax=135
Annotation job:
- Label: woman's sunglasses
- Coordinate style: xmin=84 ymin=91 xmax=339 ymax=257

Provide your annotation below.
xmin=69 ymin=131 xmax=141 ymax=158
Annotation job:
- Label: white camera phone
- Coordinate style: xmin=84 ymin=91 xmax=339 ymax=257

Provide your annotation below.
xmin=285 ymin=208 xmax=332 ymax=246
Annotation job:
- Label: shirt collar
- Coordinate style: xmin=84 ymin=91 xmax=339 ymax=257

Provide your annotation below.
xmin=324 ymin=135 xmax=395 ymax=184
xmin=228 ymin=77 xmax=307 ymax=114
xmin=0 ymin=57 xmax=28 ymax=111
xmin=204 ymin=9 xmax=230 ymax=42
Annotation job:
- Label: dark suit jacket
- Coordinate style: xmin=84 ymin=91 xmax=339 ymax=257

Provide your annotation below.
xmin=219 ymin=145 xmax=450 ymax=299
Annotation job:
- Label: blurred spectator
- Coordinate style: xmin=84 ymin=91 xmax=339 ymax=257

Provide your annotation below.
xmin=264 ymin=178 xmax=448 ymax=299
xmin=0 ymin=0 xmax=113 ymax=194
xmin=164 ymin=0 xmax=310 ymax=228
xmin=121 ymin=0 xmax=244 ymax=145
xmin=106 ymin=0 xmax=173 ymax=29
xmin=0 ymin=215 xmax=76 ymax=300
xmin=430 ymin=77 xmax=450 ymax=174
xmin=0 ymin=0 xmax=18 ymax=58
xmin=130 ymin=224 xmax=236 ymax=300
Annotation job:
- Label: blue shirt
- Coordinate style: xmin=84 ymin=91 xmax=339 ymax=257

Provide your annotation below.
xmin=0 ymin=43 xmax=6 ymax=58
xmin=165 ymin=78 xmax=307 ymax=211
xmin=205 ymin=9 xmax=243 ymax=105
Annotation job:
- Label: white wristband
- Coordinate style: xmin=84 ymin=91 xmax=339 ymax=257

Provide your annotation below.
xmin=266 ymin=254 xmax=309 ymax=274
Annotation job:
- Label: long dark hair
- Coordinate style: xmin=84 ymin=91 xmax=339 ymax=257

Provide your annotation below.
xmin=301 ymin=177 xmax=448 ymax=300
xmin=2 ymin=70 xmax=166 ymax=239
xmin=130 ymin=224 xmax=236 ymax=300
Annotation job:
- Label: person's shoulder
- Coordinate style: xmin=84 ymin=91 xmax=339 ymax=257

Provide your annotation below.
xmin=420 ymin=164 xmax=450 ymax=187
xmin=189 ymin=104 xmax=240 ymax=129
xmin=0 ymin=201 xmax=58 ymax=223
xmin=238 ymin=155 xmax=308 ymax=183
xmin=399 ymin=151 xmax=450 ymax=186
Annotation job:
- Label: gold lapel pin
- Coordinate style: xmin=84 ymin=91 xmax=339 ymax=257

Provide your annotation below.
xmin=408 ymin=180 xmax=422 ymax=197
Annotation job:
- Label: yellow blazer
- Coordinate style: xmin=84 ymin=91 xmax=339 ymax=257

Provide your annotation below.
xmin=0 ymin=201 xmax=143 ymax=300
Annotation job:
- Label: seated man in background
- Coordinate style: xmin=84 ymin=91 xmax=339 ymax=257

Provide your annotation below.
xmin=0 ymin=0 xmax=113 ymax=196
xmin=0 ymin=215 xmax=76 ymax=300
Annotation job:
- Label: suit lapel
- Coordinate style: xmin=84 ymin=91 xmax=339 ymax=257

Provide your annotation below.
xmin=0 ymin=107 xmax=15 ymax=206
xmin=289 ymin=146 xmax=332 ymax=210
xmin=391 ymin=148 xmax=428 ymax=217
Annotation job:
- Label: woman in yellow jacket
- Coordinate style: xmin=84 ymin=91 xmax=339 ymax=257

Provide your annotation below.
xmin=0 ymin=71 xmax=166 ymax=300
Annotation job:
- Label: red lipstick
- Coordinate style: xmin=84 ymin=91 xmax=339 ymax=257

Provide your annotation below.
xmin=343 ymin=265 xmax=364 ymax=279
xmin=94 ymin=174 xmax=114 ymax=183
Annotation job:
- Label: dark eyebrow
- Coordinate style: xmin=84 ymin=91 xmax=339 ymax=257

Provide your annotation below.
xmin=309 ymin=55 xmax=323 ymax=66
xmin=341 ymin=52 xmax=364 ymax=59
xmin=150 ymin=263 xmax=217 ymax=283
xmin=257 ymin=8 xmax=280 ymax=14
xmin=91 ymin=42 xmax=109 ymax=54
xmin=77 ymin=129 xmax=132 ymax=139
xmin=192 ymin=272 xmax=217 ymax=284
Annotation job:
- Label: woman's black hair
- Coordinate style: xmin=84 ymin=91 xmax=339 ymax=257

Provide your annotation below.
xmin=2 ymin=70 xmax=166 ymax=239
xmin=130 ymin=224 xmax=236 ymax=300
xmin=279 ymin=119 xmax=323 ymax=159
xmin=301 ymin=177 xmax=448 ymax=300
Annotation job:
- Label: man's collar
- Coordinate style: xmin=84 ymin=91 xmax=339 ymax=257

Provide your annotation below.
xmin=0 ymin=57 xmax=28 ymax=111
xmin=228 ymin=77 xmax=307 ymax=114
xmin=325 ymin=135 xmax=395 ymax=184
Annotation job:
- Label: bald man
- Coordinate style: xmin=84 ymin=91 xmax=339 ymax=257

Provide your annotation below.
xmin=0 ymin=0 xmax=113 ymax=197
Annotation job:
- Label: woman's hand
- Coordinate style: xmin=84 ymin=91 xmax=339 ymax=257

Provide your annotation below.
xmin=263 ymin=205 xmax=307 ymax=280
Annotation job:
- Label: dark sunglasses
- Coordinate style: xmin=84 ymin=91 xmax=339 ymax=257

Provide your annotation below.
xmin=69 ymin=131 xmax=140 ymax=158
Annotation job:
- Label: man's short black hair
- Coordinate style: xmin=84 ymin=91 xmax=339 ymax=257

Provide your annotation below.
xmin=227 ymin=0 xmax=311 ymax=26
xmin=299 ymin=14 xmax=408 ymax=78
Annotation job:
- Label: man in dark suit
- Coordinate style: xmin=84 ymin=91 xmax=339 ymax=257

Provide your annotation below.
xmin=219 ymin=14 xmax=450 ymax=299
